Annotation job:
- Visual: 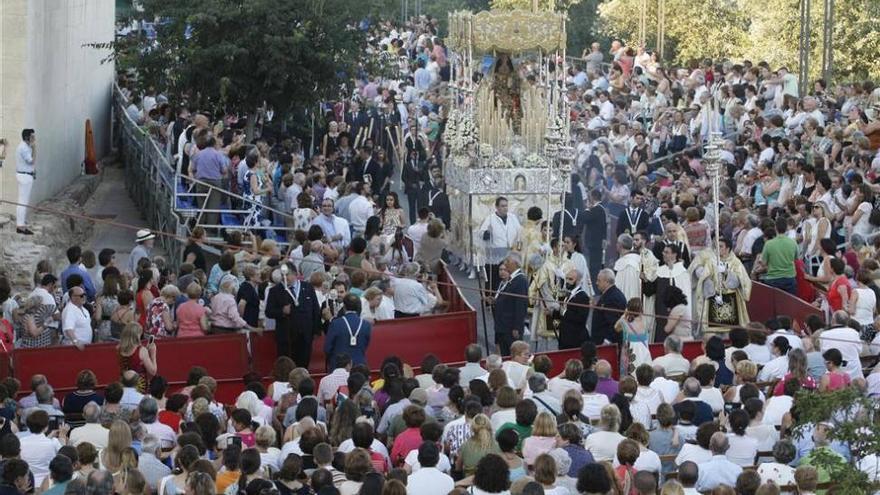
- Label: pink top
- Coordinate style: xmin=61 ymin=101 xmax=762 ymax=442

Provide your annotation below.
xmin=522 ymin=435 xmax=557 ymax=466
xmin=209 ymin=292 xmax=247 ymax=329
xmin=772 ymin=373 xmax=817 ymax=396
xmin=176 ymin=300 xmax=207 ymax=338
xmin=823 ymin=371 xmax=851 ymax=391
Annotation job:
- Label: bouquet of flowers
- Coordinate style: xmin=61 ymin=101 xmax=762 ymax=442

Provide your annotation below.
xmin=490 ymin=154 xmax=513 ymax=169
xmin=523 ymin=153 xmax=547 ymax=168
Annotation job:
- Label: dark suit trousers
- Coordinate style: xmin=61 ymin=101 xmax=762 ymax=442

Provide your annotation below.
xmin=291 ymin=331 xmax=314 ymax=370
xmin=496 ymin=332 xmax=513 ymax=356
xmin=584 ymin=243 xmax=603 ymax=293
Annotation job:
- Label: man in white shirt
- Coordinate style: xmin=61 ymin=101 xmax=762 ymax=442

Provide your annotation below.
xmin=19 ymin=410 xmax=66 ymax=487
xmin=348 ymin=182 xmax=375 ymax=236
xmin=580 ymin=370 xmax=610 ymax=420
xmin=649 ymin=366 xmax=681 ymax=404
xmin=458 ymin=345 xmax=488 ymax=386
xmin=597 ymin=91 xmax=615 ymax=122
xmin=391 ymin=263 xmax=438 ymax=317
xmin=695 ymin=433 xmax=743 ymax=492
xmin=406 ymin=442 xmax=454 ymax=495
xmin=478 ymin=196 xmax=522 ymax=292
xmin=139 ymin=397 xmax=176 ymax=449
xmin=766 ymin=318 xmax=804 ymax=352
xmin=120 ymin=371 xmax=145 ymax=411
xmin=819 ymin=311 xmax=864 ymax=380
xmin=652 ymin=337 xmax=690 ymax=377
xmin=406 ymin=209 xmax=431 ymax=255
xmin=68 ymin=402 xmax=109 ymax=449
xmin=15 ymin=128 xmax=37 ymax=235
xmin=527 ymin=373 xmax=562 ymax=416
xmin=758 ymin=337 xmax=791 ymax=383
xmin=61 ymin=287 xmax=92 ymax=350
xmin=311 ymin=198 xmax=351 ymax=252
xmin=635 ymin=365 xmax=665 ymax=415
xmin=317 ymin=354 xmax=351 ymax=407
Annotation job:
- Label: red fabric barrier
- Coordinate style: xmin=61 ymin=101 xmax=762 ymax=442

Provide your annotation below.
xmin=542 ymin=345 xmax=620 ymax=379
xmin=251 ymin=309 xmax=478 ymax=375
xmin=752 ymin=282 xmax=823 ymax=328
xmin=154 ymin=333 xmax=249 ymax=383
xmin=14 ymin=343 xmax=121 ymax=392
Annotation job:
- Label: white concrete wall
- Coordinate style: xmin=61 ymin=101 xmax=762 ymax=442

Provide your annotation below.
xmin=0 ymin=0 xmax=114 ymax=212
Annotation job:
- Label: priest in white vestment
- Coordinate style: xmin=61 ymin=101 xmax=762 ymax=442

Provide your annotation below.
xmin=645 ymin=242 xmax=692 ymax=342
xmin=613 ymin=234 xmax=642 ymax=302
xmin=634 ymin=231 xmax=659 ymax=337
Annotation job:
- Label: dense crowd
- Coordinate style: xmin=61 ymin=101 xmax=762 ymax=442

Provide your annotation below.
xmin=3 ymin=6 xmax=880 ymax=495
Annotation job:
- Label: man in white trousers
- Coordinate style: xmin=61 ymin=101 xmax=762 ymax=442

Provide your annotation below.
xmin=16 ymin=129 xmax=37 ymax=235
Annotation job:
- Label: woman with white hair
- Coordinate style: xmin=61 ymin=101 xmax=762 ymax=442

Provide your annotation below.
xmin=209 ymin=276 xmax=253 ymax=333
xmin=234 ymin=390 xmax=273 ymax=427
xmin=583 ymin=404 xmax=626 ymax=462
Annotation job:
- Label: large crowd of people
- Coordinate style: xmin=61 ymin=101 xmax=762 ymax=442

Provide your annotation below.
xmin=1 ymin=6 xmax=880 ymax=495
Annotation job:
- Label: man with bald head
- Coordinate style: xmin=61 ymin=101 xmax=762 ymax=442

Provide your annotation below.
xmin=68 ymin=402 xmax=108 ymax=448
xmin=674 ymin=377 xmax=713 ymax=426
xmin=594 ymin=360 xmax=618 ymax=399
xmin=591 ymin=269 xmax=626 ymax=345
xmin=559 ymin=268 xmax=590 ymax=350
xmin=695 ymin=432 xmax=742 ymax=492
xmin=119 ymin=371 xmax=144 ymax=411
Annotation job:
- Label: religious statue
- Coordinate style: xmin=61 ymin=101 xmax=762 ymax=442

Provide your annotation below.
xmin=689 ymin=239 xmax=751 ymax=334
xmin=491 ymin=53 xmax=523 ymax=134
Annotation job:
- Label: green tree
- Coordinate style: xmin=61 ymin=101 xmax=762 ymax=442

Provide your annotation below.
xmin=790 ymin=387 xmax=880 ymax=494
xmin=116 ymin=0 xmax=379 ymax=137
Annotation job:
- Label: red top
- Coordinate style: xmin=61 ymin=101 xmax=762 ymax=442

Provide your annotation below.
xmin=119 ymin=345 xmax=148 ymax=392
xmin=136 ymin=290 xmax=150 ymax=329
xmin=158 ymin=410 xmax=182 ymax=433
xmin=827 ymin=275 xmax=851 ymax=312
xmin=390 ymin=427 xmax=423 ymax=467
xmin=795 ymin=259 xmax=816 ymax=302
xmin=772 ymin=373 xmax=817 ymax=396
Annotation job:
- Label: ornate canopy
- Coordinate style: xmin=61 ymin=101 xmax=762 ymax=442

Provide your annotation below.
xmin=447 ymin=9 xmax=567 ymax=54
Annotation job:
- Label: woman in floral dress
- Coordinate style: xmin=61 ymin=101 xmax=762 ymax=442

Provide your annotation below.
xmin=243 ymin=156 xmax=272 ymax=232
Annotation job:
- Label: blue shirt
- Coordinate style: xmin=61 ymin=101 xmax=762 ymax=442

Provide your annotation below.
xmin=324 ymin=312 xmax=372 ymax=367
xmin=191 ymin=147 xmax=228 ymax=180
xmin=695 ymin=455 xmax=742 ymax=492
xmin=61 ymin=264 xmax=96 ymax=300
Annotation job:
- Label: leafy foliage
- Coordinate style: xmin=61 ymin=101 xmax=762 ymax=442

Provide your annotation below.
xmin=791 ymin=387 xmax=879 ymax=494
xmin=114 ymin=0 xmax=379 ymax=120
xmin=596 ymin=0 xmax=880 ymax=81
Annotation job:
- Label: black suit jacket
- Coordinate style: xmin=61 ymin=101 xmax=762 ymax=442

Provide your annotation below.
xmin=591 ymin=285 xmax=627 ymax=344
xmin=264 ymin=282 xmax=322 ymax=344
xmin=616 ymin=207 xmax=650 ymax=237
xmin=493 ymin=273 xmax=529 ymax=336
xmin=419 ymin=186 xmax=451 ymax=228
xmin=559 ymin=289 xmax=590 ymax=349
xmin=350 ymin=157 xmax=382 ymax=185
xmin=582 ymin=205 xmax=607 ymax=248
xmin=551 ymin=208 xmax=587 ymax=242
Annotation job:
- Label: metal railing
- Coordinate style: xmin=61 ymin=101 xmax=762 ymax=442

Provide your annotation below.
xmin=112 ymin=84 xmax=299 ymax=263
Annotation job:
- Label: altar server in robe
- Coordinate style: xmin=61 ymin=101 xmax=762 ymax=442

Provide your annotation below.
xmin=562 ymin=234 xmax=593 ymax=297
xmin=479 ymin=196 xmax=522 ymax=293
xmin=634 ymin=230 xmax=659 ymax=334
xmin=613 ymin=234 xmax=641 ymax=302
xmin=644 ymin=243 xmax=692 ymax=342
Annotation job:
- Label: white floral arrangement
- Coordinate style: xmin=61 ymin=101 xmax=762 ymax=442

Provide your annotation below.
xmin=444 ymin=109 xmax=479 ymax=154
xmin=479 ymin=143 xmax=494 ymax=159
xmin=523 ymin=153 xmax=547 ymax=168
xmin=453 ymin=154 xmax=472 ymax=168
xmin=490 ymin=154 xmax=513 ymax=169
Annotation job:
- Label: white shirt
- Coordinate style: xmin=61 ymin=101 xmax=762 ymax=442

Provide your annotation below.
xmin=726 ymin=433 xmax=759 ymax=466
xmin=650 ymin=377 xmax=681 ymax=404
xmin=338 ymin=438 xmax=390 ymax=463
xmin=599 ymin=100 xmax=615 ymax=121
xmin=361 ymin=295 xmax=395 ymax=322
xmin=584 ymin=430 xmax=625 ymax=462
xmin=62 ymin=303 xmax=92 ymax=345
xmin=580 ymin=393 xmax=609 ymax=420
xmin=407 ymin=222 xmax=429 ymax=254
xmin=547 ymin=377 xmax=581 ymax=402
xmin=391 ymin=278 xmax=436 ymax=315
xmin=348 ymin=195 xmax=374 ymax=233
xmin=758 ymin=355 xmax=789 ymax=382
xmin=491 ymin=409 xmax=517 ymax=432
xmin=819 ymin=326 xmax=864 ymax=380
xmin=762 ymin=395 xmax=794 ymax=426
xmin=765 ymin=330 xmax=804 ymax=353
xmin=404 ymin=451 xmax=452 ymax=473
xmin=634 ymin=386 xmax=664 ymax=415
xmin=16 ymin=141 xmax=35 ymax=173
xmin=406 ymin=467 xmax=455 ymax=495
xmin=675 ymin=443 xmax=712 ymax=467
xmin=652 ymin=353 xmax=690 ymax=376
xmin=143 ymin=421 xmax=177 ymax=449
xmin=743 ymin=343 xmax=773 ymax=365
xmin=69 ymin=423 xmax=109 ymax=449
xmin=501 ymin=360 xmax=531 ymax=391
xmin=698 ymin=387 xmax=724 ymax=413
xmin=120 ymin=387 xmax=145 ymax=411
xmin=20 ymin=433 xmax=61 ymax=486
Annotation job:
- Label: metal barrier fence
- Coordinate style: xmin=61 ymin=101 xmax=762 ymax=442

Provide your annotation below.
xmin=111 ymin=84 xmax=299 ymax=264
